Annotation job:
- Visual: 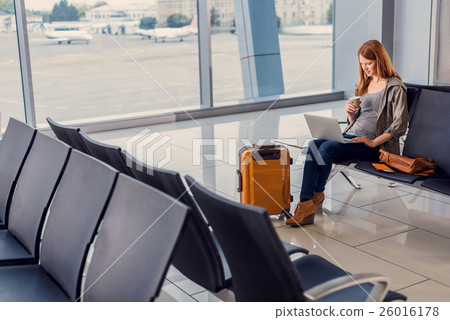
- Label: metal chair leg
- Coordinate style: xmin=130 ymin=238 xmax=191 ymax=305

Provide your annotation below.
xmin=327 ymin=165 xmax=362 ymax=189
xmin=327 ymin=164 xmax=342 ymax=183
xmin=339 ymin=167 xmax=361 ymax=189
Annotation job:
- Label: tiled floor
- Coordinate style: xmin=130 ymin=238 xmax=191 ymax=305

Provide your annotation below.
xmin=89 ymin=100 xmax=450 ymax=302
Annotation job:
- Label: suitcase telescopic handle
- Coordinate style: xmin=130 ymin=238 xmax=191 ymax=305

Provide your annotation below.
xmin=252 ymin=149 xmax=281 ymax=161
xmin=256 ymin=144 xmax=276 ymax=149
xmin=236 ymin=170 xmax=242 ymax=192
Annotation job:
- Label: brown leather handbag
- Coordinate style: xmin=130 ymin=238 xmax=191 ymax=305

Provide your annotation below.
xmin=379 ymin=149 xmax=437 ymax=176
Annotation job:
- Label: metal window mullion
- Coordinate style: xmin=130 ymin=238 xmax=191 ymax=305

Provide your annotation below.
xmin=197 ymin=0 xmax=213 ymax=108
xmin=14 ymin=0 xmax=36 ymax=127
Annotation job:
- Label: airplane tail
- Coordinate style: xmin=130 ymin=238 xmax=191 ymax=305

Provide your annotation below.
xmin=190 ymin=15 xmax=197 ymax=29
xmin=185 ymin=15 xmax=198 ymax=34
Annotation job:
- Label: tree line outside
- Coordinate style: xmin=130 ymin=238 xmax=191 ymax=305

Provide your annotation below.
xmin=0 ymin=0 xmax=213 ymax=30
xmin=1 ymin=0 xmax=331 ymax=30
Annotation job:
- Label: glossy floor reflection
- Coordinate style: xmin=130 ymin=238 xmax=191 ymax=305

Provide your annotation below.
xmin=90 ymin=100 xmax=450 ymax=302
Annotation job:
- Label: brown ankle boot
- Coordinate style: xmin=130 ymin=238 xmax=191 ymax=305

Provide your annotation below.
xmin=285 ymin=200 xmax=315 ymax=226
xmin=312 ymin=192 xmax=325 ymax=210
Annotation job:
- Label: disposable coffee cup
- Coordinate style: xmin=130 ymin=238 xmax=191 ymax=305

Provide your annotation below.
xmin=350 ymin=96 xmax=361 ymax=109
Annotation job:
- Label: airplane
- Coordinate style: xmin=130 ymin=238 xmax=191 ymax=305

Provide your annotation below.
xmin=41 ymin=23 xmax=93 ymax=44
xmin=138 ymin=16 xmax=198 ymax=42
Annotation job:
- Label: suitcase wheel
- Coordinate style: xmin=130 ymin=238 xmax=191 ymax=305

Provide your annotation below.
xmin=282 ymin=209 xmax=292 ymax=219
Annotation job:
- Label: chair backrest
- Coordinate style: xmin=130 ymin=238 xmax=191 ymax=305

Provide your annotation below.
xmin=403 ymin=89 xmax=450 ymax=176
xmin=46 ymin=117 xmax=90 ymax=154
xmin=184 ymin=175 xmax=306 ymax=302
xmin=404 ymin=83 xmax=450 ymax=93
xmin=404 ymin=83 xmax=450 ymax=123
xmin=7 ymin=132 xmax=71 ymax=261
xmin=82 ymin=174 xmax=189 ymax=302
xmin=121 ymin=150 xmax=230 ymax=292
xmin=406 ymin=87 xmax=420 ymax=122
xmin=0 ymin=118 xmax=36 ymax=227
xmin=79 ymin=131 xmax=132 ymax=175
xmin=39 ymin=150 xmax=118 ymax=301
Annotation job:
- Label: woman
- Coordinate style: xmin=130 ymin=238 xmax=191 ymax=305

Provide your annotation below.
xmin=286 ymin=39 xmax=408 ymax=226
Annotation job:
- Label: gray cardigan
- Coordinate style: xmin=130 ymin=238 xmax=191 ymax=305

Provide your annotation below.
xmin=344 ymin=77 xmax=408 ymax=154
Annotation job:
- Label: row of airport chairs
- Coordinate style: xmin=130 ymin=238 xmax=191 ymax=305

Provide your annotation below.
xmin=0 ymin=118 xmax=188 ymax=301
xmin=44 ymin=117 xmax=407 ymax=302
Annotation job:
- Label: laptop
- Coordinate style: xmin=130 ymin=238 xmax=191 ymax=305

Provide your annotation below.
xmin=304 ymin=114 xmax=361 ymax=144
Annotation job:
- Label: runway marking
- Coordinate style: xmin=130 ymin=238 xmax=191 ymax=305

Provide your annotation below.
xmin=0 ymin=98 xmax=22 ymax=105
xmin=32 ymin=71 xmax=93 ymax=79
xmin=0 ymin=58 xmax=14 ymax=65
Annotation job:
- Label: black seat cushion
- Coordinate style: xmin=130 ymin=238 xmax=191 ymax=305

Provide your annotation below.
xmin=0 ymin=265 xmax=70 ymax=302
xmin=354 ymin=161 xmax=424 ymax=184
xmin=334 ymin=158 xmax=361 ymax=166
xmin=0 ymin=231 xmax=34 ymax=266
xmin=421 ymin=178 xmax=450 ymax=195
xmin=294 ymin=254 xmax=406 ymax=302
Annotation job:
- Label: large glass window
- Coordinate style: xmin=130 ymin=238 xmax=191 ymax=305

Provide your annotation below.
xmin=25 ymin=0 xmax=199 ymax=127
xmin=0 ymin=1 xmax=25 ymax=133
xmin=277 ymin=0 xmax=333 ymax=95
xmin=210 ymin=0 xmax=243 ymax=104
xmin=211 ymin=0 xmax=333 ymax=106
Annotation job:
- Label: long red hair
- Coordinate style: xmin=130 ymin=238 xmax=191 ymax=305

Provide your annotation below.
xmin=355 ymin=40 xmax=401 ymax=96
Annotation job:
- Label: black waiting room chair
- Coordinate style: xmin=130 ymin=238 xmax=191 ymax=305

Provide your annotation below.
xmin=0 ymin=132 xmax=71 ymax=266
xmin=81 ymin=174 xmax=189 ymax=302
xmin=184 ymin=175 xmax=407 ymax=302
xmin=0 ymin=145 xmax=189 ymax=301
xmin=46 ymin=117 xmax=91 ymax=154
xmin=121 ymin=150 xmax=232 ymax=293
xmin=78 ymin=131 xmax=132 ymax=175
xmin=0 ymin=118 xmax=36 ymax=229
xmin=122 ymin=151 xmax=309 ymax=294
xmin=0 ymin=149 xmax=118 ymax=301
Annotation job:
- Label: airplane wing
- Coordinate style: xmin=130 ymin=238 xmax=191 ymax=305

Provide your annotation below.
xmin=137 ymin=29 xmax=154 ymax=39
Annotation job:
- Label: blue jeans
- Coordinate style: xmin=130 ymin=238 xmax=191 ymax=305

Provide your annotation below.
xmin=300 ymin=135 xmax=380 ymax=201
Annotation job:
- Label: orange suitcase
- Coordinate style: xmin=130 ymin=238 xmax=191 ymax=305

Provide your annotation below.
xmin=237 ymin=145 xmax=292 ymax=216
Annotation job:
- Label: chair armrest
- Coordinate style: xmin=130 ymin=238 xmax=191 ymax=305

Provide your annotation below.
xmin=303 ymin=273 xmax=390 ymax=302
xmin=282 ymin=241 xmax=309 ymax=255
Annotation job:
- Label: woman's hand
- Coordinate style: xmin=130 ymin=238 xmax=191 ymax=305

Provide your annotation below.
xmin=351 ymin=137 xmax=378 ymax=148
xmin=346 ymin=99 xmax=358 ymax=122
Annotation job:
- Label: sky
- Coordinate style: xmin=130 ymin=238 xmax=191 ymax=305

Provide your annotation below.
xmin=25 ymin=0 xmax=156 ymax=12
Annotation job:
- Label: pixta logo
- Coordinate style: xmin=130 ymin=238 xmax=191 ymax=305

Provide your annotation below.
xmin=125 ymin=128 xmax=172 ymax=175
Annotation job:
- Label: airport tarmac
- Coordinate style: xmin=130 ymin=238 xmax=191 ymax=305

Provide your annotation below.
xmin=0 ymin=31 xmax=332 ymax=129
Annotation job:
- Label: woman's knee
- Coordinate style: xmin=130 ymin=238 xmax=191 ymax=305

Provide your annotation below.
xmin=318 ymin=141 xmax=342 ymax=156
xmin=307 ymin=139 xmax=325 ymax=154
xmin=305 ymin=140 xmax=334 ymax=164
